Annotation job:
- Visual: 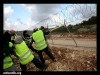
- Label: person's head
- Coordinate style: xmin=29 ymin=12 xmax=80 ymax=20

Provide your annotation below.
xmin=3 ymin=31 xmax=11 ymax=42
xmin=9 ymin=29 xmax=15 ymax=35
xmin=33 ymin=28 xmax=38 ymax=32
xmin=40 ymin=26 xmax=44 ymax=30
xmin=23 ymin=30 xmax=28 ymax=35
xmin=14 ymin=36 xmax=23 ymax=44
xmin=3 ymin=31 xmax=12 ymax=57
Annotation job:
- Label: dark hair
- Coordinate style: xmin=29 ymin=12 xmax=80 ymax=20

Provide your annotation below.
xmin=33 ymin=28 xmax=38 ymax=32
xmin=23 ymin=30 xmax=27 ymax=36
xmin=23 ymin=30 xmax=30 ymax=38
xmin=3 ymin=31 xmax=11 ymax=43
xmin=40 ymin=26 xmax=44 ymax=30
xmin=3 ymin=31 xmax=12 ymax=58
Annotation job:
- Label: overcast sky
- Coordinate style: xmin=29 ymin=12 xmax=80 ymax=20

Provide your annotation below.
xmin=4 ymin=4 xmax=96 ymax=31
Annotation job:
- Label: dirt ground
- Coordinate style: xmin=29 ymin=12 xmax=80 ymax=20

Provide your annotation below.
xmin=12 ymin=46 xmax=96 ymax=71
xmin=11 ymin=34 xmax=96 ymax=71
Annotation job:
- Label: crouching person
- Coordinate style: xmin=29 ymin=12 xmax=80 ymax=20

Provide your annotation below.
xmin=3 ymin=53 xmax=17 ymax=71
xmin=13 ymin=36 xmax=47 ymax=71
xmin=3 ymin=31 xmax=18 ymax=71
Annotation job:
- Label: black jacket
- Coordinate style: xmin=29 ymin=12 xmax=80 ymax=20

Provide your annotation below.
xmin=3 ymin=31 xmax=15 ymax=59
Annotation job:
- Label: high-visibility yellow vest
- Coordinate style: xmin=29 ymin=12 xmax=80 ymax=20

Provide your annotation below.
xmin=32 ymin=30 xmax=47 ymax=51
xmin=3 ymin=56 xmax=13 ymax=69
xmin=9 ymin=42 xmax=13 ymax=48
xmin=14 ymin=41 xmax=34 ymax=65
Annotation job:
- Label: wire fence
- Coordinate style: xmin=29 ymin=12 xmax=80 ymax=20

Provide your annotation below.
xmin=27 ymin=4 xmax=96 ymax=29
xmin=27 ymin=4 xmax=96 ymax=48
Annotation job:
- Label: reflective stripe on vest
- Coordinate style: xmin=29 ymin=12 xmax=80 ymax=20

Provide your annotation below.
xmin=35 ymin=42 xmax=47 ymax=49
xmin=3 ymin=56 xmax=13 ymax=69
xmin=32 ymin=30 xmax=47 ymax=50
xmin=35 ymin=39 xmax=45 ymax=44
xmin=19 ymin=49 xmax=32 ymax=61
xmin=4 ymin=60 xmax=12 ymax=64
xmin=20 ymin=49 xmax=30 ymax=58
xmin=20 ymin=51 xmax=32 ymax=61
xmin=15 ymin=41 xmax=34 ymax=65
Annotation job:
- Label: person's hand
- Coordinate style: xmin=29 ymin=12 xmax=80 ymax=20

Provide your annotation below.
xmin=12 ymin=46 xmax=15 ymax=49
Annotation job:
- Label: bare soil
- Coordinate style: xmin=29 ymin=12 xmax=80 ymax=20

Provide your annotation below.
xmin=11 ymin=34 xmax=96 ymax=71
xmin=12 ymin=46 xmax=97 ymax=71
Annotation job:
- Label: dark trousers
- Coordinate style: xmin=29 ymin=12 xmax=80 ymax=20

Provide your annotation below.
xmin=37 ymin=46 xmax=55 ymax=64
xmin=28 ymin=44 xmax=38 ymax=53
xmin=20 ymin=57 xmax=46 ymax=71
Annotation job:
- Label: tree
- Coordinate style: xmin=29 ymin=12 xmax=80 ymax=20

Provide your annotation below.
xmin=68 ymin=25 xmax=73 ymax=31
xmin=88 ymin=16 xmax=96 ymax=25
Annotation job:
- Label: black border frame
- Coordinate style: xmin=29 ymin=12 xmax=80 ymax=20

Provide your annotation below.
xmin=1 ymin=0 xmax=98 ymax=75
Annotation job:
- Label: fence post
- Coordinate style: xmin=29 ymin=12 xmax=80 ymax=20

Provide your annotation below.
xmin=64 ymin=24 xmax=78 ymax=47
xmin=61 ymin=11 xmax=78 ymax=47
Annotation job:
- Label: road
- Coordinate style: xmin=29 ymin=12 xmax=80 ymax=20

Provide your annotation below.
xmin=47 ymin=38 xmax=96 ymax=49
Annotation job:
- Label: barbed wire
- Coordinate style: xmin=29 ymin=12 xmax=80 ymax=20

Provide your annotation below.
xmin=27 ymin=4 xmax=96 ymax=30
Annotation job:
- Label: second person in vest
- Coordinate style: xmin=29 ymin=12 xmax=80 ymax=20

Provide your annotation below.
xmin=31 ymin=28 xmax=56 ymax=64
xmin=12 ymin=36 xmax=48 ymax=71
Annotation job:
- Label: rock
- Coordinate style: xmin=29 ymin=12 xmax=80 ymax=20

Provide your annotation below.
xmin=71 ymin=54 xmax=75 ymax=60
xmin=87 ymin=61 xmax=90 ymax=64
xmin=46 ymin=60 xmax=50 ymax=64
xmin=58 ymin=51 xmax=61 ymax=56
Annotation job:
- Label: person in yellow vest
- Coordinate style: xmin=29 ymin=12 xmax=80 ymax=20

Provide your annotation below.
xmin=8 ymin=30 xmax=17 ymax=50
xmin=9 ymin=30 xmax=17 ymax=57
xmin=13 ymin=36 xmax=47 ymax=71
xmin=9 ymin=30 xmax=17 ymax=40
xmin=31 ymin=28 xmax=56 ymax=64
xmin=3 ymin=31 xmax=18 ymax=71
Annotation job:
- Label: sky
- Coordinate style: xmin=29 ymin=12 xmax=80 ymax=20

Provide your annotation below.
xmin=3 ymin=4 xmax=96 ymax=31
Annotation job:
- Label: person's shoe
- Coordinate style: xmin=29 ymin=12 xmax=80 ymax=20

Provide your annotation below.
xmin=39 ymin=64 xmax=48 ymax=71
xmin=43 ymin=64 xmax=48 ymax=69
